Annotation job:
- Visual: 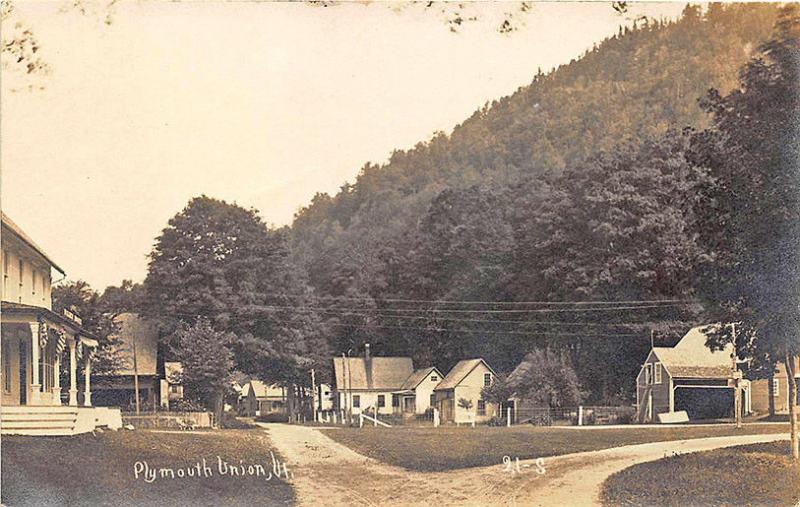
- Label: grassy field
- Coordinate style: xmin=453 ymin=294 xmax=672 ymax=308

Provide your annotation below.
xmin=1 ymin=429 xmax=294 ymax=507
xmin=601 ymin=441 xmax=800 ymax=506
xmin=321 ymin=424 xmax=789 ymax=471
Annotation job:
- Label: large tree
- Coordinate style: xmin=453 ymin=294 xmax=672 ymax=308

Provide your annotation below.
xmin=143 ymin=196 xmax=330 ymax=413
xmin=691 ymin=6 xmax=800 ymax=460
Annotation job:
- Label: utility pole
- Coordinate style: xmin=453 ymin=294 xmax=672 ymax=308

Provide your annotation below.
xmin=731 ymin=322 xmax=742 ymax=429
xmin=341 ymin=352 xmax=348 ymax=424
xmin=311 ymin=368 xmax=317 ymax=423
xmin=132 ymin=330 xmax=140 ymax=415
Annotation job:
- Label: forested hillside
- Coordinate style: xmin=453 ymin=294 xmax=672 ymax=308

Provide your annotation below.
xmin=287 ymin=3 xmax=787 ymax=404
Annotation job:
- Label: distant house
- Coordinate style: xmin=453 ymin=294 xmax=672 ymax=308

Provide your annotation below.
xmin=434 ymin=358 xmax=498 ymax=424
xmin=159 ymin=361 xmax=184 ymax=409
xmin=316 ymin=382 xmax=334 ymax=411
xmin=243 ymin=380 xmax=286 ymax=417
xmin=394 ymin=366 xmax=443 ymax=415
xmin=750 ymin=357 xmax=800 ymax=416
xmin=92 ymin=313 xmax=160 ymax=409
xmin=636 ymin=326 xmax=751 ymax=423
xmin=332 ymin=345 xmax=415 ymax=416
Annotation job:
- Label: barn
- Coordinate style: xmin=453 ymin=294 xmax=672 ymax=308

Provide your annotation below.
xmin=636 ymin=326 xmax=750 ymax=423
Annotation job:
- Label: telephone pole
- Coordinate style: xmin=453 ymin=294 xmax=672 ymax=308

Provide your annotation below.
xmin=311 ymin=368 xmax=317 ymax=424
xmin=132 ymin=331 xmax=140 ymax=415
xmin=731 ymin=322 xmax=742 ymax=429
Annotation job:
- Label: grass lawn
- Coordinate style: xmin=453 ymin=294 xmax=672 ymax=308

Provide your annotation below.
xmin=321 ymin=424 xmax=788 ymax=472
xmin=600 ymin=441 xmax=800 ymax=506
xmin=1 ymin=429 xmax=294 ymax=507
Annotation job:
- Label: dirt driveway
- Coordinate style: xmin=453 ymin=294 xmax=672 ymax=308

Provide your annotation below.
xmin=261 ymin=423 xmax=788 ymax=506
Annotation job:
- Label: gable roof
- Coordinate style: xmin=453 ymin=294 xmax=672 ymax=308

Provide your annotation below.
xmin=1 ymin=212 xmax=65 ymax=274
xmin=248 ymin=380 xmax=285 ymax=399
xmin=400 ymin=367 xmax=442 ymax=390
xmin=435 ymin=358 xmax=495 ymax=391
xmin=333 ymin=357 xmax=414 ymax=390
xmin=651 ymin=326 xmax=735 ymax=379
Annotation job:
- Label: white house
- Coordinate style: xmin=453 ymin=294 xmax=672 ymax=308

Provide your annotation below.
xmin=159 ymin=361 xmax=184 ymax=409
xmin=332 ymin=345 xmax=414 ymax=416
xmin=434 ymin=358 xmax=498 ymax=424
xmin=0 ymin=213 xmax=118 ymax=435
xmin=243 ymin=380 xmax=287 ymax=417
xmin=393 ymin=366 xmax=443 ymax=415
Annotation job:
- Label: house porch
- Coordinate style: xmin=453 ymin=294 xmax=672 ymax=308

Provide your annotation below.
xmin=1 ymin=303 xmax=98 ymax=409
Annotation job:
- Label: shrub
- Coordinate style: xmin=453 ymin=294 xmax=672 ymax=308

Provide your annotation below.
xmin=171 ymin=397 xmax=206 ymax=412
xmin=487 ymin=416 xmax=505 ymax=427
xmin=220 ymin=412 xmax=259 ymax=429
xmin=256 ymin=413 xmax=289 ymax=423
xmin=528 ymin=412 xmax=552 ymax=426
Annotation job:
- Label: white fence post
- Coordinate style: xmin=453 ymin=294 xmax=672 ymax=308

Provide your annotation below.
xmin=578 ymin=405 xmax=583 ymax=426
xmin=359 ymin=412 xmax=364 ymax=428
xmin=507 ymin=406 xmax=511 ymax=427
xmin=433 ymin=408 xmax=440 ymax=427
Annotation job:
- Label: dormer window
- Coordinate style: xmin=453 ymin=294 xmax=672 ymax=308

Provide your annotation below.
xmin=484 ymin=373 xmax=492 ymax=387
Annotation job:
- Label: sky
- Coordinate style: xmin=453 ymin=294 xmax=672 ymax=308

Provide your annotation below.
xmin=1 ymin=1 xmax=688 ymax=290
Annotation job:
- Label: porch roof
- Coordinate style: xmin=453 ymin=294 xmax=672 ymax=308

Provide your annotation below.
xmin=1 ymin=301 xmax=98 ymax=342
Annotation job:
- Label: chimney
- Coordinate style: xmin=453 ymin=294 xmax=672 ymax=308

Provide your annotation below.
xmin=364 ymin=343 xmax=371 ymax=361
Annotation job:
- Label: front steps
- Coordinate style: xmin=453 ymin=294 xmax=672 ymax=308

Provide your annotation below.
xmin=0 ymin=405 xmax=101 ymax=436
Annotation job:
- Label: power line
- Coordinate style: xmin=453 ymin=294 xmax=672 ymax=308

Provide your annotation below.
xmin=188 ymin=303 xmax=689 ymax=315
xmin=321 ymin=322 xmax=645 ymax=337
xmin=260 ymin=294 xmax=697 ymax=306
xmin=313 ymin=310 xmax=654 ymax=327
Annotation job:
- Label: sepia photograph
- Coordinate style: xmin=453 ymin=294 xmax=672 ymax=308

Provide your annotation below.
xmin=0 ymin=1 xmax=798 ymax=505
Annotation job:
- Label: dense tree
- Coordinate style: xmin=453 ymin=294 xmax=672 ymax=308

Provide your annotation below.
xmin=143 ymin=196 xmax=330 ymax=413
xmin=507 ymin=349 xmax=584 ymax=408
xmin=171 ymin=319 xmax=234 ymax=420
xmin=52 ymin=280 xmax=125 ymax=376
xmin=691 ymin=5 xmax=800 ymax=460
xmin=290 ymin=4 xmax=784 ymax=396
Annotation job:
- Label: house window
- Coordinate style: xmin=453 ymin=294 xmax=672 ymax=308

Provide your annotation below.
xmin=645 ymin=364 xmax=653 ymax=385
xmin=477 ymin=399 xmax=486 ymax=415
xmin=352 ymin=395 xmax=360 ymax=408
xmin=773 ymin=378 xmax=780 ymax=397
xmin=378 ymin=395 xmax=385 ymax=407
xmin=431 ymin=375 xmax=438 ymax=382
xmin=392 ymin=394 xmax=399 ymax=407
xmin=484 ymin=373 xmax=492 ymax=387
xmin=654 ymin=362 xmax=662 ymax=384
xmin=170 ymin=385 xmax=181 ymax=394
xmin=430 ymin=393 xmax=436 ymax=406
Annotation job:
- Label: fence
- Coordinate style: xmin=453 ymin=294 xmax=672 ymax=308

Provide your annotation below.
xmin=504 ymin=405 xmax=636 ymax=426
xmin=315 ymin=408 xmax=435 ymax=427
xmin=122 ymin=411 xmax=215 ymax=429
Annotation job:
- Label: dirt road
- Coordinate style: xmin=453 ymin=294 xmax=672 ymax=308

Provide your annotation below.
xmin=261 ymin=423 xmax=788 ymax=506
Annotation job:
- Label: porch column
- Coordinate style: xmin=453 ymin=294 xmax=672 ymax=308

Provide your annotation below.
xmin=52 ymin=353 xmax=61 ymax=405
xmin=83 ymin=349 xmax=92 ymax=407
xmin=68 ymin=336 xmax=78 ymax=406
xmin=29 ymin=322 xmax=41 ymax=405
